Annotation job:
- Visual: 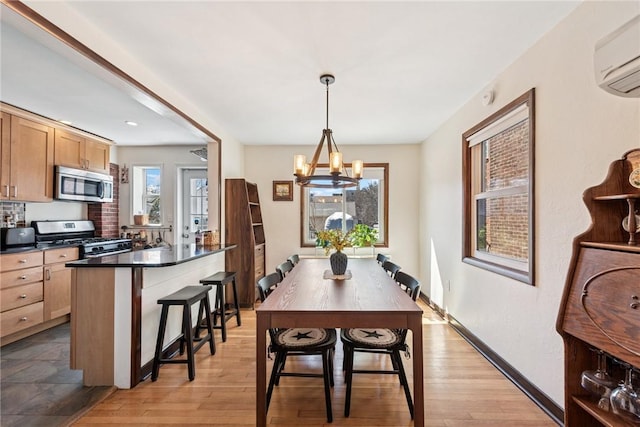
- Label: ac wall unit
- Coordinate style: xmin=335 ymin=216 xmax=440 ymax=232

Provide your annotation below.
xmin=594 ymin=14 xmax=640 ymax=98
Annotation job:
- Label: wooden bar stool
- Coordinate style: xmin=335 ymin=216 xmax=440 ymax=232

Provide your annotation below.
xmin=199 ymin=271 xmax=241 ymax=342
xmin=152 ymin=285 xmax=215 ymax=381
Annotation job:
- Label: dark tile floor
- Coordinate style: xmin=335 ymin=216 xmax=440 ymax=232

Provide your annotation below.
xmin=1 ymin=323 xmax=113 ymax=426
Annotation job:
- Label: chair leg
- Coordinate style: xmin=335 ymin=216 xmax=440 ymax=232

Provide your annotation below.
xmin=202 ymin=295 xmax=216 ymax=355
xmin=231 ymin=278 xmax=242 ymax=326
xmin=322 ymin=349 xmax=333 ymax=423
xmin=218 ymin=284 xmax=227 ymax=342
xmin=344 ymin=346 xmax=354 ymax=417
xmin=275 ymin=353 xmax=287 ymax=386
xmin=266 ymin=351 xmax=284 ymax=411
xmin=151 ymin=305 xmax=169 ymax=381
xmin=393 ymin=350 xmax=414 ymax=419
xmin=328 ymin=346 xmax=335 ymax=387
xmin=183 ymin=304 xmax=196 ymax=381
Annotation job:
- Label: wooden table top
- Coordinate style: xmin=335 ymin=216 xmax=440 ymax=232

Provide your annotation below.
xmin=257 ymin=257 xmax=422 ymax=315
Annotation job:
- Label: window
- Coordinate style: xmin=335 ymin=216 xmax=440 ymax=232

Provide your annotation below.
xmin=462 ymin=89 xmax=535 ymax=284
xmin=132 ymin=165 xmax=162 ymax=225
xmin=301 ymin=163 xmax=389 ymax=247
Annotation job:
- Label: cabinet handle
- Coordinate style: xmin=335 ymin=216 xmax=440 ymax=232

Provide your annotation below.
xmin=60 ymin=254 xmax=67 ymax=258
xmin=12 ymin=185 xmax=17 ymax=197
xmin=3 ymin=184 xmax=8 ymax=197
xmin=631 ymin=295 xmax=638 ymax=309
xmin=20 ymin=317 xmax=28 ymax=322
xmin=19 ymin=259 xmax=27 ymax=264
xmin=85 ymin=159 xmax=90 ymax=169
xmin=20 ymin=275 xmax=27 ymax=279
xmin=19 ymin=294 xmax=27 ymax=299
xmin=46 ymin=268 xmax=51 ymax=281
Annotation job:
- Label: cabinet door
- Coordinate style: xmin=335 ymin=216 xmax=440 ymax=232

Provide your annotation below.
xmin=0 ymin=112 xmax=10 ymax=200
xmin=44 ymin=262 xmax=71 ymax=320
xmin=54 ymin=129 xmax=84 ymax=169
xmin=10 ymin=116 xmax=54 ymax=202
xmin=84 ymin=139 xmax=110 ymax=173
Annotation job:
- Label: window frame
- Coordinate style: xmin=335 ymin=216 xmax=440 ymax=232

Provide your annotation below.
xmin=131 ymin=164 xmax=163 ymax=226
xmin=299 ymin=162 xmax=389 ymax=248
xmin=462 ymin=89 xmax=535 ymax=285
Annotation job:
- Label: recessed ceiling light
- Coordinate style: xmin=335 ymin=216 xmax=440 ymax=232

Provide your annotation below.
xmin=59 ymin=120 xmax=72 ymax=125
xmin=125 ymin=121 xmax=138 ymax=126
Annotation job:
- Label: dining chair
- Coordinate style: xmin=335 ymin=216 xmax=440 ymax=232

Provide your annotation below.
xmin=288 ymin=254 xmax=300 ymax=266
xmin=256 ymin=273 xmax=336 ymax=422
xmin=382 ymin=260 xmax=401 ymax=278
xmin=376 ymin=253 xmax=388 ymax=265
xmin=340 ymin=271 xmax=420 ymax=419
xmin=276 ymin=260 xmax=294 ymax=282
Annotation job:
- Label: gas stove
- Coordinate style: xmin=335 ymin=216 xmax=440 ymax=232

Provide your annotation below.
xmin=32 ymin=220 xmax=132 ymax=258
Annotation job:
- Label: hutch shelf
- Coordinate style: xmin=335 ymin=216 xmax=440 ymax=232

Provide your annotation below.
xmin=556 ymin=149 xmax=640 ymax=426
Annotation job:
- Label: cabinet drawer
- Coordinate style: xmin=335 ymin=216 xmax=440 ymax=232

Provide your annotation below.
xmin=1 ymin=282 xmax=43 ymax=311
xmin=0 ymin=251 xmax=43 ymax=272
xmin=255 ymin=265 xmax=265 ymax=280
xmin=0 ymin=302 xmax=44 ymax=337
xmin=0 ymin=266 xmax=43 ymax=289
xmin=44 ymin=247 xmax=79 ymax=264
xmin=254 ymin=245 xmax=264 ymax=257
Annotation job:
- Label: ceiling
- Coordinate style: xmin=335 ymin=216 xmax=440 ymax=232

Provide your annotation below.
xmin=1 ymin=1 xmax=580 ymax=147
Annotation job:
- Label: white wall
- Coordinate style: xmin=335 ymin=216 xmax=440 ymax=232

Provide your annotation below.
xmin=420 ymin=1 xmax=640 ymax=407
xmin=245 ymin=144 xmax=421 ymax=278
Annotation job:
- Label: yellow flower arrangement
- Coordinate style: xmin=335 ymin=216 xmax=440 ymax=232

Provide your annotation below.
xmin=315 ymin=229 xmax=353 ymax=255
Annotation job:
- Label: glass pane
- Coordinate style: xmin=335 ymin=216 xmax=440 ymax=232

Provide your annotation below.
xmin=145 ymin=195 xmax=161 ymax=224
xmin=476 ymin=194 xmax=528 ymax=261
xmin=353 ymin=179 xmax=380 ymax=235
xmin=145 ymin=168 xmax=161 ymax=194
xmin=481 ymin=119 xmax=529 ymax=192
xmin=188 ymin=177 xmax=208 ymax=232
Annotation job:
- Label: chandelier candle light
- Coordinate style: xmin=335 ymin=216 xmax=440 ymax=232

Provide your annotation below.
xmin=293 ymin=74 xmax=364 ymax=188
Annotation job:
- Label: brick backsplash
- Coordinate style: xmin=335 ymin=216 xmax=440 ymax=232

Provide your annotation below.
xmin=88 ymin=163 xmax=120 ymax=237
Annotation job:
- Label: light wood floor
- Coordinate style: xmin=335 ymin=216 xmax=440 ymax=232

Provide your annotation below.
xmin=72 ymin=301 xmax=556 ymax=426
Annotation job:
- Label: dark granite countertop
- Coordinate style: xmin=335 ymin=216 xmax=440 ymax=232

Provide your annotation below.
xmin=65 ymin=244 xmax=236 ymax=268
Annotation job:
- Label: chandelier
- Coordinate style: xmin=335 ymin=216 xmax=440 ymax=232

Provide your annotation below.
xmin=293 ymin=74 xmax=363 ymax=188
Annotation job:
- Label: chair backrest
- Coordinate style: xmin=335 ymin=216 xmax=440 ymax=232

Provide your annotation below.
xmin=395 ymin=271 xmax=421 ymax=301
xmin=288 ymin=254 xmax=300 ymax=265
xmin=276 ymin=260 xmax=294 ymax=281
xmin=257 ymin=272 xmax=281 ymax=302
xmin=376 ymin=253 xmax=388 ymax=265
xmin=382 ymin=260 xmax=401 ymax=278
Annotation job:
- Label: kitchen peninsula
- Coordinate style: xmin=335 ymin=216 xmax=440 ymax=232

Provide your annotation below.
xmin=66 ymin=243 xmax=235 ymax=388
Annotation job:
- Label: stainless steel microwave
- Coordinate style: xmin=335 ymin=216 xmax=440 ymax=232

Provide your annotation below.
xmin=55 ymin=166 xmax=113 ymax=203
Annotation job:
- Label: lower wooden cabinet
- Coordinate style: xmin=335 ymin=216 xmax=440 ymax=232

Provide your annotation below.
xmin=44 ymin=247 xmax=79 ymax=321
xmin=0 ymin=247 xmax=78 ymax=342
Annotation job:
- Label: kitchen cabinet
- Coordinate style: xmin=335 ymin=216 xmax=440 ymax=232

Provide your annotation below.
xmin=43 ymin=247 xmax=79 ymax=321
xmin=0 ymin=251 xmax=44 ymax=338
xmin=556 ymin=149 xmax=640 ymax=426
xmin=0 ymin=113 xmax=54 ymax=202
xmin=54 ymin=129 xmax=110 ymax=174
xmin=225 ymin=178 xmax=266 ymax=307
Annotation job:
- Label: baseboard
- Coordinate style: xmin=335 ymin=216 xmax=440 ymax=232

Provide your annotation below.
xmin=421 ymin=296 xmax=564 ymax=426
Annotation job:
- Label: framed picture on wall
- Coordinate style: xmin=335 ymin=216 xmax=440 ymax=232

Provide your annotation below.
xmin=273 ymin=180 xmax=293 ymax=201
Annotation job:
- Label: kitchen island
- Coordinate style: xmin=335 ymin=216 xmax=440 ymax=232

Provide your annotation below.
xmin=66 ymin=244 xmax=235 ymax=388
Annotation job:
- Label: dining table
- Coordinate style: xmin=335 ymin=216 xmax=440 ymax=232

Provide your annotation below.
xmin=256 ymin=257 xmax=424 ymax=426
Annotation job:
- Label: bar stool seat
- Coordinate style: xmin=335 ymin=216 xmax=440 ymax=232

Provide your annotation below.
xmin=199 ymin=271 xmax=241 ymax=342
xmin=152 ymin=285 xmax=215 ymax=382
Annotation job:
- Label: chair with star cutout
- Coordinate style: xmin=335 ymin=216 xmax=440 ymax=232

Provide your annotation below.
xmin=257 ymin=272 xmax=336 ymax=422
xmin=340 ymin=271 xmax=420 ymax=419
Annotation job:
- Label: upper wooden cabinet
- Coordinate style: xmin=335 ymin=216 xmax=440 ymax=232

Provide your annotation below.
xmin=54 ymin=129 xmax=110 ymax=174
xmin=0 ymin=114 xmax=54 ymax=202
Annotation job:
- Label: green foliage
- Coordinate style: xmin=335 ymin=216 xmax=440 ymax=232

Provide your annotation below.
xmin=350 ymin=224 xmax=378 ymax=247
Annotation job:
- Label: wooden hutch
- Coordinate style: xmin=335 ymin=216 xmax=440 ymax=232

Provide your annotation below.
xmin=224 ymin=179 xmax=266 ymax=308
xmin=557 ymin=149 xmax=640 ymax=426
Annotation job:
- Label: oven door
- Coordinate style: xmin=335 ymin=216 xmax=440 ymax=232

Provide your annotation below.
xmin=55 ymin=166 xmax=113 ymax=203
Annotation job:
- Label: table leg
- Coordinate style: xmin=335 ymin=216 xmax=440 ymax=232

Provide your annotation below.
xmin=256 ymin=313 xmax=268 ymax=427
xmin=410 ymin=314 xmax=424 ymax=427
